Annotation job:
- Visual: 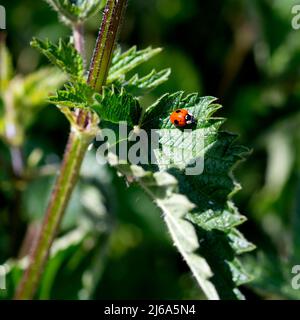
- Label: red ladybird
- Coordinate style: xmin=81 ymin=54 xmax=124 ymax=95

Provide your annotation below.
xmin=170 ymin=109 xmax=196 ymax=127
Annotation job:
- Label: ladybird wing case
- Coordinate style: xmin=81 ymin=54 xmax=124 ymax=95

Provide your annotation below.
xmin=170 ymin=109 xmax=195 ymax=127
xmin=170 ymin=109 xmax=188 ymax=127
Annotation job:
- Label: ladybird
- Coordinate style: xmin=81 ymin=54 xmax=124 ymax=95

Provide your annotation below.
xmin=170 ymin=109 xmax=196 ymax=127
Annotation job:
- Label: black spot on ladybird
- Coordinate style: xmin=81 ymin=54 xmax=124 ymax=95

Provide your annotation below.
xmin=174 ymin=119 xmax=179 ymax=125
xmin=175 ymin=109 xmax=181 ymax=113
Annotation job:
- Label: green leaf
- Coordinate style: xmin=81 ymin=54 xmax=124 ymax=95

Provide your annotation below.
xmin=143 ymin=93 xmax=254 ymax=298
xmin=142 ymin=93 xmax=223 ymax=130
xmin=104 ymin=92 xmax=255 ymax=299
xmin=92 ymin=86 xmax=142 ymax=126
xmin=50 ymin=82 xmax=142 ymax=126
xmin=31 ymin=38 xmax=84 ymax=80
xmin=49 ymin=81 xmax=95 ymax=109
xmin=107 ymin=46 xmax=163 ymax=84
xmin=45 ymin=0 xmax=106 ymax=24
xmin=116 ymin=68 xmax=171 ymax=96
xmin=107 ymin=160 xmax=220 ymax=299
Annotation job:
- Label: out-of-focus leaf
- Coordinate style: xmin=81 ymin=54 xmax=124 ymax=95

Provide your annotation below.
xmin=0 ymin=41 xmax=13 ymax=94
xmin=45 ymin=0 xmax=106 ymax=25
xmin=1 ymin=67 xmax=66 ymax=145
xmin=18 ymin=68 xmax=67 ymax=109
xmin=245 ymin=252 xmax=300 ymax=300
xmin=0 ymin=151 xmax=114 ymax=299
xmin=0 ymin=227 xmax=96 ymax=299
xmin=23 ymin=151 xmax=113 ymax=231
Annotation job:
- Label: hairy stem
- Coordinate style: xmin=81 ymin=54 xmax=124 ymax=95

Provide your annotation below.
xmin=88 ymin=0 xmax=127 ymax=91
xmin=14 ymin=0 xmax=128 ymax=300
xmin=14 ymin=130 xmax=92 ymax=299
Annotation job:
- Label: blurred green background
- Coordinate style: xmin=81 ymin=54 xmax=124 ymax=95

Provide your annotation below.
xmin=1 ymin=0 xmax=300 ymax=299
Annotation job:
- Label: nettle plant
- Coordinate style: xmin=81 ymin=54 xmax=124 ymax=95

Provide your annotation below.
xmin=11 ymin=0 xmax=255 ymax=299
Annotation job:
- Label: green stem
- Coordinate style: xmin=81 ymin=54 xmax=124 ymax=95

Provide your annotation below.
xmin=14 ymin=0 xmax=128 ymax=300
xmin=14 ymin=130 xmax=92 ymax=299
xmin=88 ymin=0 xmax=127 ymax=91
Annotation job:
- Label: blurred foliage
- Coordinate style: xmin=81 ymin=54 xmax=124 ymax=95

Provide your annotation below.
xmin=1 ymin=0 xmax=300 ymax=299
xmin=44 ymin=0 xmax=106 ymax=26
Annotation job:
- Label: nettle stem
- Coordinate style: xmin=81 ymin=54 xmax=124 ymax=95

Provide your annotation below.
xmin=73 ymin=22 xmax=85 ymax=67
xmin=14 ymin=0 xmax=128 ymax=300
xmin=14 ymin=130 xmax=92 ymax=300
xmin=88 ymin=0 xmax=127 ymax=90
